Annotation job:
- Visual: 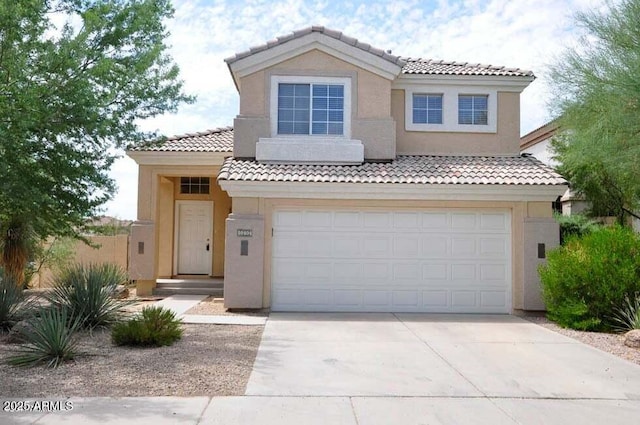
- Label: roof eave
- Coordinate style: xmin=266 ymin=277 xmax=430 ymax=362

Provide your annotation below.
xmin=126 ymin=151 xmax=231 ymax=166
xmin=218 ymin=180 xmax=568 ymax=202
xmin=394 ymin=73 xmax=534 ymax=92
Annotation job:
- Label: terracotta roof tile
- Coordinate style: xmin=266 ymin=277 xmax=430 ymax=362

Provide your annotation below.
xmin=218 ymin=155 xmax=566 ymax=186
xmin=129 ymin=127 xmax=233 ymax=152
xmin=224 ymin=26 xmax=406 ymax=67
xmin=401 ymin=58 xmax=534 ymax=77
xmin=225 ymin=26 xmax=534 ymax=79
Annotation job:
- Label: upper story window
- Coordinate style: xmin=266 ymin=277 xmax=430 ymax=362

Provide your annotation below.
xmin=180 ymin=177 xmax=210 ymax=194
xmin=403 ymin=86 xmax=496 ymax=133
xmin=270 ymin=76 xmax=352 ymax=139
xmin=412 ymin=94 xmax=443 ymax=124
xmin=458 ymin=95 xmax=488 ymax=125
xmin=277 ymin=83 xmax=344 ymax=135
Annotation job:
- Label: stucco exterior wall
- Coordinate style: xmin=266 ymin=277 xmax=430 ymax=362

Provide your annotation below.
xmin=392 ymin=90 xmax=521 ymax=155
xmin=234 ymin=49 xmax=396 ymax=159
xmin=31 ymin=235 xmax=129 ymax=288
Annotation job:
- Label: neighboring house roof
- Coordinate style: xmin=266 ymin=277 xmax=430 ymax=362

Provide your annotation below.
xmin=224 ymin=25 xmax=405 ymax=67
xmin=218 ymin=155 xmax=566 ymax=186
xmin=401 ymin=58 xmax=534 ymax=77
xmin=129 ymin=127 xmax=234 ymax=152
xmin=520 ymin=120 xmax=560 ymax=150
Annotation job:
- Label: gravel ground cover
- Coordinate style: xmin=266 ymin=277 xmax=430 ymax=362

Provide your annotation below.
xmin=524 ymin=315 xmax=640 ymax=366
xmin=0 ymin=324 xmax=263 ymax=397
xmin=185 ymin=296 xmax=268 ymax=317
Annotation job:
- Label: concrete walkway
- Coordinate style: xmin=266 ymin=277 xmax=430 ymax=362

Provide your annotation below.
xmin=3 ymin=395 xmax=639 ymax=424
xmin=155 ymin=295 xmax=267 ymax=325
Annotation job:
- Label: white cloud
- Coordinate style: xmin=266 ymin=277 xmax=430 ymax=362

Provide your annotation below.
xmin=106 ymin=0 xmax=602 ymax=219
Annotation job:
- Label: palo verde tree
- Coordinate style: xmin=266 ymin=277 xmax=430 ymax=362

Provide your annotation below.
xmin=0 ymin=0 xmax=193 ymax=282
xmin=549 ymin=0 xmax=640 ymax=224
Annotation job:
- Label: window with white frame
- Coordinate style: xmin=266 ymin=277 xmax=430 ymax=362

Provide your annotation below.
xmin=270 ymin=76 xmax=352 ymax=138
xmin=412 ymin=94 xmax=443 ymax=124
xmin=403 ymin=86 xmax=496 ymax=133
xmin=458 ymin=95 xmax=488 ymax=125
xmin=277 ymin=83 xmax=344 ymax=135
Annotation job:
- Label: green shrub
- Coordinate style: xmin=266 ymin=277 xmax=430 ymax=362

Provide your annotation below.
xmin=539 ymin=225 xmax=640 ymax=331
xmin=612 ymin=293 xmax=640 ymax=331
xmin=8 ymin=307 xmax=81 ymax=368
xmin=0 ymin=276 xmax=35 ymax=330
xmin=46 ymin=263 xmax=132 ymax=329
xmin=112 ymin=306 xmax=182 ymax=347
xmin=554 ymin=213 xmax=601 ymax=244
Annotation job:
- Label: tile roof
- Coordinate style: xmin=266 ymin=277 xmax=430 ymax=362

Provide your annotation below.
xmin=225 ymin=26 xmax=534 ymax=78
xmin=129 ymin=127 xmax=234 ymax=152
xmin=225 ymin=26 xmax=406 ymax=67
xmin=401 ymin=58 xmax=534 ymax=77
xmin=218 ymin=155 xmax=566 ymax=186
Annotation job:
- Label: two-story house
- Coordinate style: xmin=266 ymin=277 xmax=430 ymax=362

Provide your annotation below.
xmin=127 ymin=26 xmax=567 ymax=314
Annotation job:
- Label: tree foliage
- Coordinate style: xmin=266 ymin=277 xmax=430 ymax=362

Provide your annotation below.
xmin=0 ymin=0 xmax=192 ymax=279
xmin=549 ymin=0 xmax=640 ymax=223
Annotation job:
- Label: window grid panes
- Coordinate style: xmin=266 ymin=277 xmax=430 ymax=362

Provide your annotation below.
xmin=180 ymin=177 xmax=210 ymax=194
xmin=458 ymin=95 xmax=488 ymax=125
xmin=412 ymin=94 xmax=443 ymax=124
xmin=278 ymin=83 xmax=344 ymax=135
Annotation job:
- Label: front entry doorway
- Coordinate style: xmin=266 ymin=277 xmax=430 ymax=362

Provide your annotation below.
xmin=174 ymin=201 xmax=213 ymax=275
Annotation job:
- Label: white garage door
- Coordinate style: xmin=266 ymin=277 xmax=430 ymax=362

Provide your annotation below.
xmin=270 ymin=209 xmax=512 ymax=313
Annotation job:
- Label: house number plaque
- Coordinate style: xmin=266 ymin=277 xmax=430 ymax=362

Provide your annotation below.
xmin=237 ymin=229 xmax=253 ymax=238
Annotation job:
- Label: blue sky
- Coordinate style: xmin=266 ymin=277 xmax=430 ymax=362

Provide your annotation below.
xmin=104 ymin=0 xmax=600 ymax=219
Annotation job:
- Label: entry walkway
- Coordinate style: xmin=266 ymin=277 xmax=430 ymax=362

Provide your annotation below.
xmin=155 ymin=295 xmax=267 ymax=325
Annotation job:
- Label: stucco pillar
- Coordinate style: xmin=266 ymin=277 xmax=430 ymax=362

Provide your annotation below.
xmin=129 ymin=220 xmax=156 ymax=296
xmin=522 ymin=217 xmax=560 ymax=310
xmin=223 ymin=214 xmax=265 ymax=309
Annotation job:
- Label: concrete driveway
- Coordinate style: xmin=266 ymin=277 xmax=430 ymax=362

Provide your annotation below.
xmin=217 ymin=313 xmax=640 ymax=424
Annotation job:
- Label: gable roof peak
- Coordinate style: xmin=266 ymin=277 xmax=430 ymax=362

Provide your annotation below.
xmin=224 ymin=26 xmax=406 ymax=67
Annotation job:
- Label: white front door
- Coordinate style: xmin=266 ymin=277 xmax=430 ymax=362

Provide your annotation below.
xmin=271 ymin=208 xmax=512 ymax=313
xmin=175 ymin=201 xmax=213 ymax=275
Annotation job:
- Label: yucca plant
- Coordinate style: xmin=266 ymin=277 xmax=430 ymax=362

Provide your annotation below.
xmin=112 ymin=306 xmax=183 ymax=347
xmin=8 ymin=307 xmax=82 ymax=368
xmin=612 ymin=293 xmax=640 ymax=332
xmin=0 ymin=276 xmax=35 ymax=330
xmin=47 ymin=263 xmax=132 ymax=329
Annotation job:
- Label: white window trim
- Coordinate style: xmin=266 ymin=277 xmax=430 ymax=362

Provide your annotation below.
xmin=270 ymin=75 xmax=352 ymax=139
xmin=404 ymin=86 xmax=497 ymax=133
xmin=411 ymin=93 xmax=444 ymax=125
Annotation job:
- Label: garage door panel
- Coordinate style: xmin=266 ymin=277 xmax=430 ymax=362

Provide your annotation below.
xmin=479 ymin=237 xmax=508 ymax=256
xmin=393 ymin=236 xmax=421 ymax=257
xmin=481 ymin=291 xmax=508 ymax=308
xmin=363 ymin=237 xmax=391 ymax=257
xmin=393 ymin=263 xmax=421 ymax=280
xmin=451 ymin=238 xmax=477 ymax=256
xmin=422 ymin=212 xmax=448 ymax=228
xmin=275 ymin=211 xmax=303 ymax=227
xmin=421 ymin=236 xmax=449 ymax=257
xmin=334 ymin=211 xmax=361 ymax=227
xmin=422 ymin=264 xmax=448 ymax=280
xmin=302 ymin=211 xmax=332 ymax=227
xmin=271 ymin=209 xmax=511 ymax=313
xmin=394 ymin=212 xmax=420 ymax=228
xmin=422 ymin=290 xmax=449 ymax=307
xmin=364 ymin=212 xmax=390 ymax=227
xmin=451 ymin=213 xmax=477 ymax=229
